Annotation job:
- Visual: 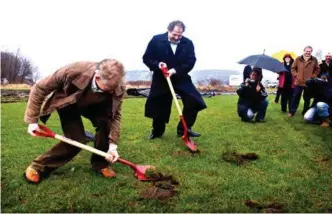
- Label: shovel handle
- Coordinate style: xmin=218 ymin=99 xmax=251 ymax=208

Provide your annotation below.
xmin=161 ymin=66 xmax=183 ymax=116
xmin=33 ymin=125 xmax=137 ymax=168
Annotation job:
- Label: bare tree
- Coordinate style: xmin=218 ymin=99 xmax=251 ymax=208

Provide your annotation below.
xmin=1 ymin=49 xmax=39 ymax=84
xmin=20 ymin=57 xmax=33 ymax=83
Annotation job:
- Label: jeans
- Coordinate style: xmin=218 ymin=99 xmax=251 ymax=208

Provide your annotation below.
xmin=303 ymin=102 xmax=330 ymax=122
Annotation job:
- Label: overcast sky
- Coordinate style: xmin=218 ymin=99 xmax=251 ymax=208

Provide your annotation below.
xmin=1 ymin=0 xmax=331 ymax=80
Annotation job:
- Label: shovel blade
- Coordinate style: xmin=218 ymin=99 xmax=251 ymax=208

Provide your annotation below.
xmin=182 ymin=136 xmax=198 ymax=152
xmin=134 ymin=165 xmax=159 ymax=181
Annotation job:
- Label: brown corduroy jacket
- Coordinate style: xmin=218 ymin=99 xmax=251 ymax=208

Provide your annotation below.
xmin=24 ymin=61 xmax=125 ymax=144
xmin=291 ymin=55 xmax=320 ymax=86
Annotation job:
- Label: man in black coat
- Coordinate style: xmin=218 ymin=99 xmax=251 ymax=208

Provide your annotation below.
xmin=142 ymin=20 xmax=207 ymax=140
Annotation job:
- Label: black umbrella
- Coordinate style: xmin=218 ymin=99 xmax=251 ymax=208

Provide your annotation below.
xmin=238 ymin=53 xmax=288 ymax=73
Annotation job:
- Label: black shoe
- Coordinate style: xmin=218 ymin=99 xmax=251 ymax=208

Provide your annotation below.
xmin=255 ymin=118 xmax=265 ymax=123
xmin=177 ymin=129 xmax=201 ymax=137
xmin=147 ymin=130 xmax=163 ymax=140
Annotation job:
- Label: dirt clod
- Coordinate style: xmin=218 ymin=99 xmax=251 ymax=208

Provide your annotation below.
xmin=313 ymin=157 xmax=329 ymax=163
xmin=245 ymin=199 xmax=285 ymax=213
xmin=222 ymin=151 xmax=259 ymax=166
xmin=139 ymin=171 xmax=179 ymax=200
xmin=244 ymin=199 xmax=263 ymax=209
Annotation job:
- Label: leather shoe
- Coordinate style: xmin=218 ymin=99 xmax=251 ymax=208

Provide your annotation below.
xmin=148 ymin=132 xmax=163 ymax=140
xmin=177 ymin=128 xmax=201 ymax=137
xmin=24 ymin=166 xmax=40 ymax=184
xmin=255 ymin=118 xmax=265 ymax=123
xmin=147 ymin=129 xmax=163 ymax=140
xmin=99 ymin=168 xmax=116 ymax=178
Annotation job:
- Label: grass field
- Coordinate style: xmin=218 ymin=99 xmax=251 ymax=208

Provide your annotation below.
xmin=1 ymin=96 xmax=332 ymax=212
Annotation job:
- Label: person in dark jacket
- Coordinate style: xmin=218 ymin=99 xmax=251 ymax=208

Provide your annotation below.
xmin=318 ymin=52 xmax=332 ymax=78
xmin=142 ymin=20 xmax=207 ymax=140
xmin=237 ymin=67 xmax=269 ymax=122
xmin=274 ymin=77 xmax=282 ymax=104
xmin=243 ymin=65 xmax=252 ymax=82
xmin=303 ymin=72 xmax=332 ymax=127
xmin=278 ymin=54 xmax=295 ymax=112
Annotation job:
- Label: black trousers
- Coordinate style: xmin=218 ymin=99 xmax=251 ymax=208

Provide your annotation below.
xmin=280 ymin=87 xmax=293 ymax=112
xmin=151 ymin=91 xmax=201 ymax=135
xmin=290 ymin=86 xmax=311 ymax=115
xmin=275 ymin=87 xmax=282 ymax=103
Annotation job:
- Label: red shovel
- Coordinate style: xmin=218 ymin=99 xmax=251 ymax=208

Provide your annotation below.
xmin=33 ymin=124 xmax=156 ymax=181
xmin=160 ymin=66 xmax=198 ymax=152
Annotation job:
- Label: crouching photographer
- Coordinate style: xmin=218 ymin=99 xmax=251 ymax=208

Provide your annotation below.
xmin=237 ymin=67 xmax=269 ymax=122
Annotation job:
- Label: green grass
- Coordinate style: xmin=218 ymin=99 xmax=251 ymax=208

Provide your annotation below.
xmin=1 ymin=96 xmax=332 ymax=212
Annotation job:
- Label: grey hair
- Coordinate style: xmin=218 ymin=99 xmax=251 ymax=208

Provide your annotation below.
xmin=303 ymin=45 xmax=313 ymax=51
xmin=167 ymin=20 xmax=186 ymax=32
xmin=96 ymin=59 xmax=125 ymax=81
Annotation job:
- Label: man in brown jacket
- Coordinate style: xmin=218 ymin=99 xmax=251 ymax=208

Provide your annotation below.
xmin=24 ymin=59 xmax=125 ymax=183
xmin=289 ymin=46 xmax=320 ymax=117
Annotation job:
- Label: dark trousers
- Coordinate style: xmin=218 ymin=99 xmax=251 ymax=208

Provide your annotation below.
xmin=30 ymin=102 xmax=110 ymax=174
xmin=280 ymin=87 xmax=293 ymax=112
xmin=275 ymin=87 xmax=282 ymax=103
xmin=237 ymin=99 xmax=269 ymax=121
xmin=152 ymin=93 xmax=200 ymax=135
xmin=290 ymin=86 xmax=311 ymax=115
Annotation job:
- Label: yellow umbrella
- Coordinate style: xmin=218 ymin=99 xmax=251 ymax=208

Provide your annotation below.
xmin=272 ymin=50 xmax=297 ymax=62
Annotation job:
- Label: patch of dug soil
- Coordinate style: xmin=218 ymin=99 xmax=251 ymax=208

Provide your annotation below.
xmin=172 ymin=150 xmax=200 ymax=157
xmin=221 ymin=151 xmax=259 ymax=166
xmin=245 ymin=199 xmax=285 ymax=213
xmin=313 ymin=157 xmax=329 ymax=164
xmin=140 ymin=170 xmax=179 ymax=200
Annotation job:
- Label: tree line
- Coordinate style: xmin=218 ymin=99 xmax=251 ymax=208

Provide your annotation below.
xmin=1 ymin=49 xmax=40 ymax=85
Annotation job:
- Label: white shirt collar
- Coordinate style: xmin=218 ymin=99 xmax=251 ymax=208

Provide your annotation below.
xmin=91 ymin=73 xmax=104 ymax=93
xmin=168 ymin=39 xmax=178 ymax=54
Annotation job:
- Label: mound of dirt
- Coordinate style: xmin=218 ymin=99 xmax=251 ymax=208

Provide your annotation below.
xmin=221 ymin=151 xmax=259 ymax=166
xmin=313 ymin=157 xmax=329 ymax=164
xmin=140 ymin=170 xmax=179 ymax=201
xmin=245 ymin=199 xmax=285 ymax=213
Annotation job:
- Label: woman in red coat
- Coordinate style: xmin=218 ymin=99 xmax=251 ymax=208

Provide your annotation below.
xmin=278 ymin=54 xmax=296 ymax=112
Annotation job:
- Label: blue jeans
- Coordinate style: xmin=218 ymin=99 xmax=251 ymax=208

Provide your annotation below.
xmin=290 ymin=86 xmax=311 ymax=115
xmin=238 ymin=99 xmax=269 ymax=121
xmin=303 ymin=102 xmax=330 ymax=123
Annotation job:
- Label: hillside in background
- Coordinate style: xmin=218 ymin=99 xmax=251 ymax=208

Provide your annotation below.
xmin=125 ymin=69 xmax=241 ymax=85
